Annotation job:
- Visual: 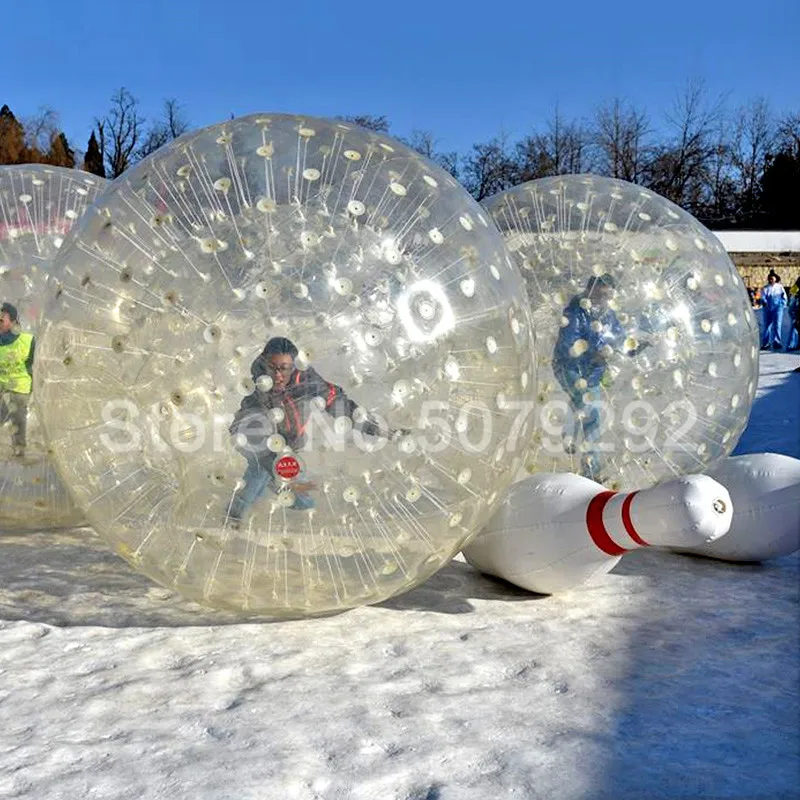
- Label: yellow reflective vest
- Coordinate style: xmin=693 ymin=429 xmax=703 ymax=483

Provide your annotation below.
xmin=0 ymin=333 xmax=33 ymax=394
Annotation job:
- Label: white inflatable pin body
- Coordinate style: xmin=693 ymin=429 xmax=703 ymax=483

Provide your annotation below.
xmin=670 ymin=453 xmax=800 ymax=562
xmin=463 ymin=472 xmax=732 ymax=594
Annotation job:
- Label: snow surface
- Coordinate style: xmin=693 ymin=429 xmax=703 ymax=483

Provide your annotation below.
xmin=1 ymin=353 xmax=799 ymax=800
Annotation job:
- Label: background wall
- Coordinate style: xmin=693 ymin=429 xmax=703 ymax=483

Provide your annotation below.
xmin=730 ymin=252 xmax=800 ymax=290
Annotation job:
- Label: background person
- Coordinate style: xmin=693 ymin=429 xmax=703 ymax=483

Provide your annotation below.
xmin=786 ymin=276 xmax=800 ymax=352
xmin=0 ymin=302 xmax=34 ymax=459
xmin=760 ymin=270 xmax=788 ymax=351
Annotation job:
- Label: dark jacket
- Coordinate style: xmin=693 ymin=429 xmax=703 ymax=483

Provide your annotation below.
xmin=230 ymin=361 xmax=384 ymax=462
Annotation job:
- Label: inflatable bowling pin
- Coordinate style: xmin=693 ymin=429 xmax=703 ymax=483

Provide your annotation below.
xmin=668 ymin=453 xmax=800 ymax=562
xmin=463 ymin=472 xmax=732 ymax=594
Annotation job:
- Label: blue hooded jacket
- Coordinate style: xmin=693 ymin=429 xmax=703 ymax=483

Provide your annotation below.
xmin=553 ymin=295 xmax=625 ymax=391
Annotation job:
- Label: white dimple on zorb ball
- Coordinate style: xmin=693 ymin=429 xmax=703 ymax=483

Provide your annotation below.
xmin=483 ymin=174 xmax=759 ymax=491
xmin=36 ymin=113 xmax=536 ymax=617
xmin=0 ymin=164 xmax=108 ymax=530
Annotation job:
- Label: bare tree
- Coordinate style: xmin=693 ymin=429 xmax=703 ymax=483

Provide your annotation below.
xmin=435 ymin=151 xmax=460 ymax=180
xmin=403 ymin=129 xmax=438 ymax=159
xmin=137 ymin=99 xmax=190 ymax=159
xmin=95 ymin=87 xmax=145 ymax=178
xmin=460 ymin=133 xmax=519 ymax=201
xmin=516 ymin=106 xmax=591 ymax=181
xmin=15 ymin=107 xmax=75 ymax=167
xmin=759 ymin=110 xmax=800 ymax=229
xmin=336 ymin=114 xmax=390 ymax=133
xmin=645 ymin=79 xmax=725 ymax=212
xmin=590 ymin=98 xmax=651 ymax=182
xmin=729 ymin=97 xmax=776 ymax=221
xmin=776 ymin=111 xmax=800 ymax=157
xmin=401 ymin=128 xmax=460 ymax=179
xmin=698 ymin=121 xmax=737 ymax=227
xmin=21 ymin=107 xmax=61 ymax=155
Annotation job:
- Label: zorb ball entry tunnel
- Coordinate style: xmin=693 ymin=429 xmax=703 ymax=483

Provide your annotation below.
xmin=483 ymin=175 xmax=758 ymax=491
xmin=0 ymin=164 xmax=108 ymax=530
xmin=36 ymin=113 xmax=536 ymax=616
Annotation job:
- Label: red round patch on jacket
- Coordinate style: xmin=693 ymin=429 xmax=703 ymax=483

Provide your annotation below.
xmin=274 ymin=455 xmax=301 ymax=480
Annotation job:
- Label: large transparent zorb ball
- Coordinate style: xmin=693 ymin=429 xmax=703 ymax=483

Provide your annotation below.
xmin=0 ymin=165 xmax=108 ymax=530
xmin=483 ymin=175 xmax=758 ymax=490
xmin=36 ymin=113 xmax=535 ymax=616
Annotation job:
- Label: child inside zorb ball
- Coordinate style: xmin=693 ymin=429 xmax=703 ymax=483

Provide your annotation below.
xmin=551 ymin=273 xmax=651 ymax=480
xmin=229 ymin=335 xmax=409 ymax=522
xmin=36 ymin=113 xmax=535 ymax=616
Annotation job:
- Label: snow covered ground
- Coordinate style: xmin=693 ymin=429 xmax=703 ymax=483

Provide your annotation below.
xmin=1 ymin=352 xmax=798 ymax=800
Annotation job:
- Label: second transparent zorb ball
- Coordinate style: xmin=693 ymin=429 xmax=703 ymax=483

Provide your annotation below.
xmin=36 ymin=113 xmax=535 ymax=616
xmin=483 ymin=175 xmax=758 ymax=490
xmin=0 ymin=164 xmax=108 ymax=530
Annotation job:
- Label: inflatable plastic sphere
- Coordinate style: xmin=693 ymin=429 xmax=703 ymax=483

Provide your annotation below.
xmin=483 ymin=175 xmax=758 ymax=490
xmin=0 ymin=164 xmax=108 ymax=530
xmin=36 ymin=113 xmax=535 ymax=616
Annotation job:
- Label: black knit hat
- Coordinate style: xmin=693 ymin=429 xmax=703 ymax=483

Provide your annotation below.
xmin=586 ymin=274 xmax=617 ymax=292
xmin=263 ymin=336 xmax=298 ymax=357
xmin=1 ymin=302 xmax=18 ymax=322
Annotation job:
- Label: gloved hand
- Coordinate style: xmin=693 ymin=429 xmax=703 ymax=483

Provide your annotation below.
xmin=590 ymin=352 xmax=608 ymax=367
xmin=256 ymin=451 xmax=279 ymax=471
xmin=389 ymin=428 xmax=412 ymax=442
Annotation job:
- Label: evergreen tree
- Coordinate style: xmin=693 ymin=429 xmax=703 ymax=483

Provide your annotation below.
xmin=83 ymin=130 xmax=105 ymax=177
xmin=47 ymin=132 xmax=75 ymax=168
xmin=0 ymin=104 xmax=26 ymax=164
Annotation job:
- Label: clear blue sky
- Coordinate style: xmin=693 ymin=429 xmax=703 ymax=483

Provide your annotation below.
xmin=3 ymin=0 xmax=798 ymax=155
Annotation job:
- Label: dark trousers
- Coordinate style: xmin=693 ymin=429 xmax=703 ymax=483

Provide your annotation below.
xmin=0 ymin=391 xmax=30 ymax=453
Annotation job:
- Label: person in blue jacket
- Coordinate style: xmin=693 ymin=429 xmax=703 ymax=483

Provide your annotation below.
xmin=785 ymin=275 xmax=800 ymax=352
xmin=553 ymin=274 xmax=648 ymax=480
xmin=760 ymin=270 xmax=788 ymax=351
xmin=227 ymin=336 xmax=403 ymax=526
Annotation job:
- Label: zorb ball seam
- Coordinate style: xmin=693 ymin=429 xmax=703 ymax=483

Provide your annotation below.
xmin=36 ymin=113 xmax=536 ymax=616
xmin=483 ymin=174 xmax=758 ymax=491
xmin=0 ymin=164 xmax=108 ymax=530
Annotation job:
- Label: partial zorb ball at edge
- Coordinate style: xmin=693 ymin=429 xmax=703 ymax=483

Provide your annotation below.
xmin=0 ymin=164 xmax=108 ymax=530
xmin=36 ymin=113 xmax=536 ymax=616
xmin=483 ymin=174 xmax=758 ymax=491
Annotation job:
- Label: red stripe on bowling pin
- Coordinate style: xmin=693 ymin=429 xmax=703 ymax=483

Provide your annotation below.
xmin=585 ymin=490 xmax=651 ymax=556
xmin=621 ymin=493 xmax=649 ymax=546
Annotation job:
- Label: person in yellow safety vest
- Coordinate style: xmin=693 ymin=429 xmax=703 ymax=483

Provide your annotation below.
xmin=0 ymin=302 xmax=35 ymax=459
